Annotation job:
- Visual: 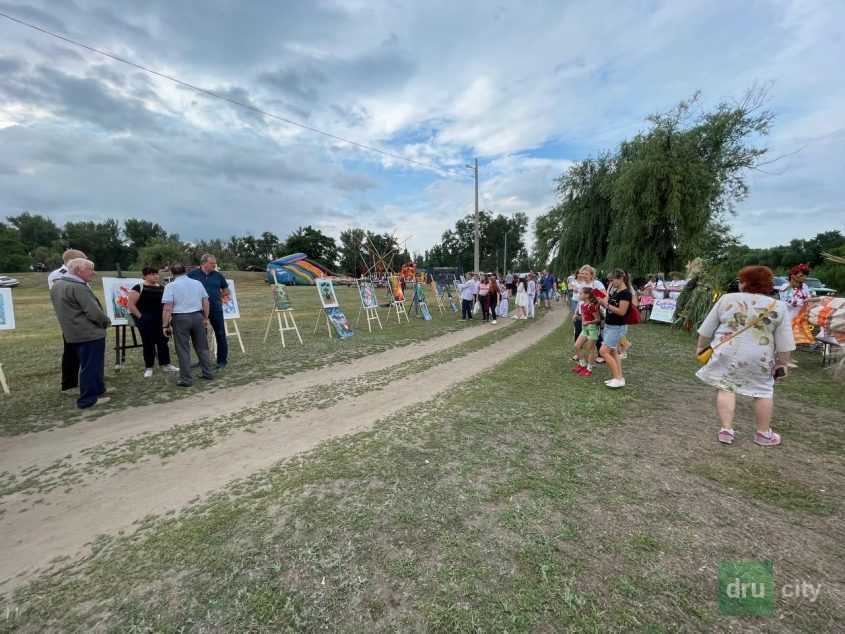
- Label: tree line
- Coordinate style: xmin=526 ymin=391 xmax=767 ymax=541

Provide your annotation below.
xmin=0 ymin=212 xmax=424 ymax=275
xmin=534 ymin=89 xmax=779 ymax=278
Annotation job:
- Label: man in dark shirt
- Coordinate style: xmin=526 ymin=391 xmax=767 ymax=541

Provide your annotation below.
xmin=188 ymin=254 xmax=229 ymax=368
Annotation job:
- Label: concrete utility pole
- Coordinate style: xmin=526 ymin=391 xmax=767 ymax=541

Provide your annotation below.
xmin=466 ymin=158 xmax=480 ymax=273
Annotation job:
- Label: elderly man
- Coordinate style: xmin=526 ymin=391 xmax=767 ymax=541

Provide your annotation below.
xmin=48 ymin=249 xmax=87 ymax=394
xmin=163 ymin=263 xmax=214 ymax=387
xmin=188 ymin=254 xmax=229 ymax=369
xmin=49 ymin=258 xmax=111 ymax=409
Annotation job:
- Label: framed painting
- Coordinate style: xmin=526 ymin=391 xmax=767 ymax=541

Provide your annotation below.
xmin=101 ymin=277 xmax=143 ymax=326
xmin=221 ymin=278 xmax=240 ymax=320
xmin=0 ymin=288 xmax=15 ymax=330
xmin=358 ymin=281 xmax=379 ymax=309
xmin=316 ymin=278 xmax=339 ymax=308
xmin=389 ymin=276 xmax=404 ymax=303
xmin=326 ymin=307 xmax=354 ymax=338
xmin=273 ymin=283 xmax=292 ymax=311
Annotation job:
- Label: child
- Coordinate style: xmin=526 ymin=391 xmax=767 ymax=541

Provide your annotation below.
xmin=572 ymin=287 xmax=603 ymax=376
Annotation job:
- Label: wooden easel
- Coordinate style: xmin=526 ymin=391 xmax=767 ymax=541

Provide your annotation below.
xmin=211 ymin=319 xmax=246 ymax=355
xmin=113 ymin=325 xmax=143 ymax=370
xmin=263 ymin=309 xmax=302 ymax=347
xmin=313 ymin=308 xmax=335 ymax=338
xmin=0 ymin=363 xmax=9 ymax=394
xmin=430 ymin=286 xmax=446 ymax=316
xmin=385 ymin=300 xmax=409 ymax=324
xmin=357 ymin=305 xmax=383 ymax=332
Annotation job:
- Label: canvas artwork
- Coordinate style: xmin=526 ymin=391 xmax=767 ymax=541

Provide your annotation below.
xmin=0 ymin=288 xmax=16 ymax=330
xmin=273 ymin=283 xmax=292 ymax=310
xmin=316 ymin=278 xmax=339 ymax=308
xmin=102 ymin=277 xmax=143 ymax=326
xmin=413 ymin=282 xmax=427 ymax=303
xmin=419 ymin=301 xmax=432 ymax=321
xmin=326 ymin=307 xmax=354 ymax=338
xmin=389 ymin=276 xmax=404 ymax=302
xmin=445 ymin=285 xmax=459 ymax=312
xmin=358 ymin=281 xmax=379 ymax=309
xmin=221 ymin=279 xmax=240 ymax=320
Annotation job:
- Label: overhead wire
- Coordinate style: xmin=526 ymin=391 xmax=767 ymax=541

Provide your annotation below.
xmin=0 ymin=10 xmax=458 ymax=176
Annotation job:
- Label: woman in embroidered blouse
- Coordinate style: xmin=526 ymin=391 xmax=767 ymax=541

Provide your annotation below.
xmin=695 ymin=266 xmax=795 ymax=447
xmin=779 ymin=263 xmax=812 ymax=323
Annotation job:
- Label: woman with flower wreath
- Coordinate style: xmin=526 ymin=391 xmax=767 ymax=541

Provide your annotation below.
xmin=695 ymin=266 xmax=795 ymax=447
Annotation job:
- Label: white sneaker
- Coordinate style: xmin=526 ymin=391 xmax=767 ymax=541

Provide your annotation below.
xmin=491 ymin=320 xmax=497 ymax=324
xmin=619 ymin=352 xmax=628 ymax=360
xmin=163 ymin=364 xmax=179 ymax=373
xmin=143 ymin=368 xmax=154 ymax=378
xmin=605 ymin=378 xmax=626 ymax=389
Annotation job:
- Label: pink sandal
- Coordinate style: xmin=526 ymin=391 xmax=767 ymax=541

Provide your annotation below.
xmin=754 ymin=430 xmax=782 ymax=447
xmin=718 ymin=429 xmax=736 ymax=445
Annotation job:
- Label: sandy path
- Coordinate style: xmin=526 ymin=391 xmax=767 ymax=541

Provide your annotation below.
xmin=0 ymin=309 xmax=564 ymax=591
xmin=1 ymin=319 xmax=516 ymax=474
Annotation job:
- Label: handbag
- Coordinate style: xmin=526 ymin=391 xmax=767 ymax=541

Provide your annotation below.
xmin=697 ymin=299 xmax=777 ymax=365
xmin=624 ymin=304 xmax=641 ymax=325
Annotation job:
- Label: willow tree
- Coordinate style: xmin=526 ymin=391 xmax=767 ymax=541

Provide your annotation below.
xmin=608 ymin=91 xmax=772 ymax=273
xmin=535 ymin=153 xmax=616 ymax=274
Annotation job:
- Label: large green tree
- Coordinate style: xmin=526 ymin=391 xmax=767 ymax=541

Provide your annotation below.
xmin=284 ymin=225 xmax=338 ymax=269
xmin=0 ymin=222 xmax=32 ymax=272
xmin=7 ymin=212 xmax=62 ymax=255
xmin=339 ymin=228 xmax=367 ymax=276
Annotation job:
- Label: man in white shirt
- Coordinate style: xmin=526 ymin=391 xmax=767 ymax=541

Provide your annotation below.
xmin=162 ymin=263 xmax=214 ymax=387
xmin=457 ymin=274 xmax=478 ymax=321
xmin=48 ymin=249 xmax=87 ymax=394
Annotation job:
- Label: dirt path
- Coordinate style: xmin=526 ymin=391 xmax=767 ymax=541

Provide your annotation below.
xmin=1 ymin=318 xmax=517 ymax=474
xmin=1 ymin=309 xmax=565 ymax=591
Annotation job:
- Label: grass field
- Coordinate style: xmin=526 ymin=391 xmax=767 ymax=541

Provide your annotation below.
xmin=0 ymin=271 xmax=475 ymax=435
xmin=2 ymin=315 xmax=842 ymax=631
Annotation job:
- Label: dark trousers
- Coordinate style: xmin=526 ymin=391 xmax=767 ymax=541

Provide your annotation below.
xmin=172 ymin=312 xmax=213 ymax=385
xmin=72 ymin=338 xmax=106 ymax=409
xmin=61 ymin=337 xmax=80 ymax=391
xmin=574 ymin=316 xmax=582 ymax=341
xmin=489 ymin=295 xmax=498 ymax=320
xmin=208 ymin=309 xmax=228 ymax=364
xmin=480 ymin=295 xmax=490 ymax=321
xmin=461 ymin=299 xmax=473 ymax=320
xmin=137 ymin=318 xmax=171 ymax=368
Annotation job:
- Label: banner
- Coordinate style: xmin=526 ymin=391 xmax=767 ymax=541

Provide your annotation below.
xmin=650 ymin=298 xmax=677 ymax=323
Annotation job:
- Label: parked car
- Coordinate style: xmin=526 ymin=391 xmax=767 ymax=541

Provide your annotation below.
xmin=773 ymin=276 xmax=788 ymax=289
xmin=804 ymin=277 xmax=837 ymax=297
xmin=0 ymin=276 xmax=20 ymax=288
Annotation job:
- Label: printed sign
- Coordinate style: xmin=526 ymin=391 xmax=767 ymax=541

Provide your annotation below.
xmin=650 ymin=298 xmax=677 ymax=323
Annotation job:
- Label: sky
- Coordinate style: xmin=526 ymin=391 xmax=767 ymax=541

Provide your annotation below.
xmin=0 ymin=0 xmax=843 ymax=256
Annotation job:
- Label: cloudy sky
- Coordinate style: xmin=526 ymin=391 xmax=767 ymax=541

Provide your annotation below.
xmin=0 ymin=0 xmax=842 ymax=254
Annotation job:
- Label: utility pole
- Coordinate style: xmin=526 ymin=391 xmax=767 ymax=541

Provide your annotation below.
xmin=503 ymin=229 xmax=507 ymax=277
xmin=467 ymin=158 xmax=480 ymax=273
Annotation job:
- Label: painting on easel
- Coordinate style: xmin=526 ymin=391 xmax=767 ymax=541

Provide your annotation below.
xmin=273 ymin=283 xmax=292 ymax=310
xmin=102 ymin=277 xmax=143 ymax=326
xmin=316 ymin=278 xmax=339 ymax=308
xmin=221 ymin=279 xmax=240 ymax=320
xmin=389 ymin=276 xmax=404 ymax=302
xmin=0 ymin=288 xmax=15 ymax=330
xmin=358 ymin=281 xmax=379 ymax=308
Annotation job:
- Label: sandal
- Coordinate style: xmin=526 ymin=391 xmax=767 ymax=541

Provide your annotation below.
xmin=718 ymin=429 xmax=736 ymax=445
xmin=754 ymin=430 xmax=782 ymax=447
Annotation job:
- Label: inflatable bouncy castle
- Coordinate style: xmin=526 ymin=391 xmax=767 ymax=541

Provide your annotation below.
xmin=266 ymin=253 xmax=333 ymax=285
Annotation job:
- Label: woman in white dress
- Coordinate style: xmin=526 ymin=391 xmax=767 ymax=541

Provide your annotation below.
xmin=695 ymin=266 xmax=795 ymax=447
xmin=515 ymin=277 xmax=528 ymax=319
xmin=497 ymin=279 xmax=509 ymax=318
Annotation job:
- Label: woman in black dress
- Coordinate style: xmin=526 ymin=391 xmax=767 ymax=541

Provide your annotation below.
xmin=127 ymin=267 xmax=178 ymax=378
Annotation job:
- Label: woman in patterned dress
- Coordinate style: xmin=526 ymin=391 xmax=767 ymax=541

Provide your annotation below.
xmin=695 ymin=266 xmax=795 ymax=447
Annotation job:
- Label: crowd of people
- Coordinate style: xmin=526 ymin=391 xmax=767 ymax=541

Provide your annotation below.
xmin=46 ymin=248 xmax=807 ymax=449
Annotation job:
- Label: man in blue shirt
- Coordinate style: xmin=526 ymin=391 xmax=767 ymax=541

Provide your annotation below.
xmin=188 ymin=254 xmax=229 ymax=369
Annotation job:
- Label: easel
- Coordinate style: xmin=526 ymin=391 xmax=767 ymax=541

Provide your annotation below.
xmin=113 ymin=324 xmax=143 ymax=370
xmin=211 ymin=319 xmax=246 ymax=355
xmin=0 ymin=363 xmax=9 ymax=394
xmin=263 ymin=309 xmax=302 ymax=348
xmin=355 ymin=280 xmax=383 ymax=333
xmin=430 ymin=284 xmax=446 ymax=316
xmin=313 ymin=308 xmax=336 ymax=339
xmin=385 ymin=300 xmax=409 ymax=324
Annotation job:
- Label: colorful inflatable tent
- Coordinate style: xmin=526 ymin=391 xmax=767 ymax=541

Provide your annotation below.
xmin=266 ymin=253 xmax=332 ymax=285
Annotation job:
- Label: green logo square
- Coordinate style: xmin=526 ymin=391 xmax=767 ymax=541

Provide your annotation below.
xmin=718 ymin=560 xmax=774 ymax=616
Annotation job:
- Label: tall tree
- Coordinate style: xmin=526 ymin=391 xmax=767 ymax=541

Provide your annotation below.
xmin=339 ymin=228 xmax=367 ymax=276
xmin=7 ymin=212 xmax=62 ymax=255
xmin=63 ymin=219 xmax=129 ymax=270
xmin=0 ymin=222 xmax=32 ymax=272
xmin=285 ymin=225 xmax=338 ymax=269
xmin=124 ymin=219 xmax=168 ymax=249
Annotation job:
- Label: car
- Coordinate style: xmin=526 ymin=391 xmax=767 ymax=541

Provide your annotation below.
xmin=0 ymin=276 xmax=20 ymax=288
xmin=804 ymin=277 xmax=837 ymax=297
xmin=773 ymin=276 xmax=788 ymax=289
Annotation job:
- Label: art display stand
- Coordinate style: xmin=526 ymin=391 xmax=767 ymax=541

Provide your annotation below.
xmin=313 ymin=308 xmax=335 ymax=339
xmin=263 ymin=308 xmax=303 ymax=348
xmin=0 ymin=362 xmax=9 ymax=394
xmin=211 ymin=319 xmax=246 ymax=355
xmin=356 ymin=306 xmax=383 ymax=332
xmin=113 ymin=324 xmax=143 ymax=370
xmin=431 ymin=291 xmax=446 ymax=316
xmin=385 ymin=300 xmax=409 ymax=324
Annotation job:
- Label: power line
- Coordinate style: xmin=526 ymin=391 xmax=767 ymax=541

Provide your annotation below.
xmin=0 ymin=10 xmax=453 ymax=175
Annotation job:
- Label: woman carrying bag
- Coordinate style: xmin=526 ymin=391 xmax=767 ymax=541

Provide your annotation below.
xmin=695 ymin=266 xmax=795 ymax=446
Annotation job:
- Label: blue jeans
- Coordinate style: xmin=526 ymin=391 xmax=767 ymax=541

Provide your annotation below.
xmin=72 ymin=337 xmax=106 ymax=409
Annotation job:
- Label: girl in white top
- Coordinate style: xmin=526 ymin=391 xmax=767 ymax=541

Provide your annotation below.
xmin=515 ymin=278 xmax=528 ymax=319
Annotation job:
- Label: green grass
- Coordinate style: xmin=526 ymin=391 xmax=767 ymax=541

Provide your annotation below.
xmin=0 ymin=271 xmax=477 ymax=435
xmin=3 ymin=319 xmax=844 ymax=631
